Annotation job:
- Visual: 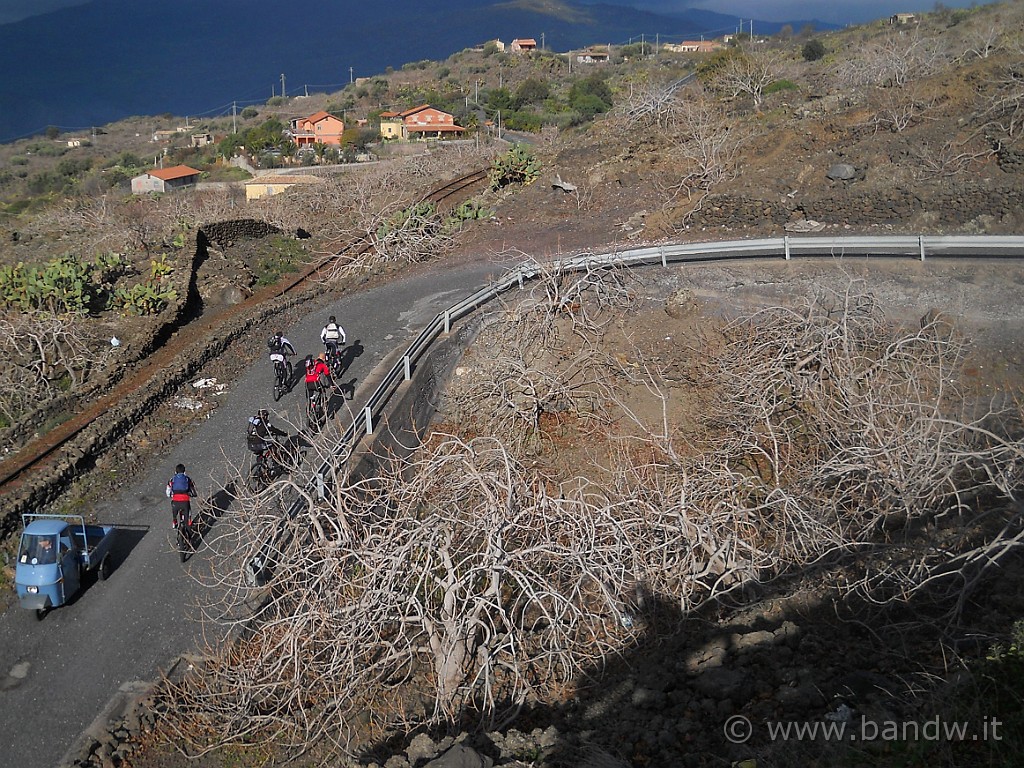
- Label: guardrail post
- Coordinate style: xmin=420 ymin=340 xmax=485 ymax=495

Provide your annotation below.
xmin=784 ymin=235 xmax=791 ymax=261
xmin=403 ymin=355 xmax=412 ymax=381
xmin=660 ymin=245 xmax=667 ymax=267
xmin=316 ymin=472 xmax=325 ymax=499
xmin=919 ymin=235 xmax=926 ymax=261
xmin=444 ymin=310 xmax=451 ymax=334
xmin=364 ymin=406 xmax=373 ymax=435
xmin=518 ymin=270 xmax=524 ymax=289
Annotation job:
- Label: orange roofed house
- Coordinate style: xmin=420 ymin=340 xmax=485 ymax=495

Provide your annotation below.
xmin=130 ymin=165 xmax=201 ymax=194
xmin=379 ymin=104 xmax=465 ymax=141
xmin=290 ymin=111 xmax=345 ymax=146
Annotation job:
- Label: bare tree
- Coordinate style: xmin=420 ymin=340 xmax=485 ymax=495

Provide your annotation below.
xmin=442 ymin=255 xmax=638 ymax=451
xmin=909 ymin=138 xmax=993 ymax=180
xmin=976 ymin=53 xmax=1024 ymax=139
xmin=0 ymin=311 xmax=109 ymax=425
xmin=157 ymin=435 xmax=631 ymax=757
xmin=870 ymin=80 xmax=938 ymax=132
xmin=837 ymin=28 xmax=949 ymax=89
xmin=960 ymin=23 xmax=1004 ymax=61
xmin=712 ymin=47 xmax=784 ymax=112
xmin=647 ymin=93 xmax=751 ymax=225
xmin=615 ymin=78 xmax=691 ymax=131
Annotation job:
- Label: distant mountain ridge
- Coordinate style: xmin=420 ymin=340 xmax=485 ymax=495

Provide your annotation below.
xmin=0 ymin=0 xmax=833 ymax=142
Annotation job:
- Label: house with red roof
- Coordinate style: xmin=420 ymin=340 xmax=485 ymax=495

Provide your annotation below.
xmin=510 ymin=38 xmax=537 ymax=53
xmin=379 ymin=104 xmax=464 ymax=141
xmin=290 ymin=111 xmax=345 ymax=146
xmin=130 ymin=165 xmax=201 ymax=194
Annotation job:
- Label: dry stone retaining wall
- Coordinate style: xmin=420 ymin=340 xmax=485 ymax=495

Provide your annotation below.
xmin=698 ymin=182 xmax=1024 ymax=230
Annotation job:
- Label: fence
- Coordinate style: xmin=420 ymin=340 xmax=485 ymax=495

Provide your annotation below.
xmin=245 ymin=233 xmax=1024 ymax=583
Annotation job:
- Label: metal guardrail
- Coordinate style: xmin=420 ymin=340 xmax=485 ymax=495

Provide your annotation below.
xmin=245 ymin=233 xmax=1024 ymax=583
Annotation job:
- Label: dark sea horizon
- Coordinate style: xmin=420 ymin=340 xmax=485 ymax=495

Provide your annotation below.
xmin=0 ymin=0 xmax=825 ymax=144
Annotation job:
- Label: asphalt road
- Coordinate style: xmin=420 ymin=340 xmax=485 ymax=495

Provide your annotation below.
xmin=0 ymin=259 xmax=504 ymax=768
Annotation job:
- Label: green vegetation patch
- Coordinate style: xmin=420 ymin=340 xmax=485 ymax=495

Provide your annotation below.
xmin=254 ymin=237 xmax=307 ymax=287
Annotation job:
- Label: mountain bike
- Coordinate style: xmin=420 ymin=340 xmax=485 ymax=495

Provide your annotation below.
xmin=272 ymin=355 xmax=292 ymax=402
xmin=247 ymin=446 xmax=282 ymax=492
xmin=306 ymin=386 xmax=327 ymax=433
xmin=327 ymin=345 xmax=345 ymax=380
xmin=175 ymin=506 xmax=198 ymax=563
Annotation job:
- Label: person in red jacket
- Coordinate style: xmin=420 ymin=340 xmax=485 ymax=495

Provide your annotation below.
xmin=303 ymin=353 xmax=332 ymax=395
xmin=165 ymin=463 xmax=197 ymax=529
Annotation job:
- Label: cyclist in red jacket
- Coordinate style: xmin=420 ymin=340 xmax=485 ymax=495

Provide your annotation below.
xmin=304 ymin=353 xmax=332 ymax=395
xmin=165 ymin=463 xmax=197 ymax=529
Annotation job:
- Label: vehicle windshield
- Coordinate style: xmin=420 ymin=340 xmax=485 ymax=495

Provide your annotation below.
xmin=19 ymin=534 xmax=56 ymax=565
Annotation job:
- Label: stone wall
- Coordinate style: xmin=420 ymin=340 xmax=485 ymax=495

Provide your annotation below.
xmin=200 ymin=218 xmax=282 ymax=246
xmin=696 ymin=181 xmax=1024 ymax=231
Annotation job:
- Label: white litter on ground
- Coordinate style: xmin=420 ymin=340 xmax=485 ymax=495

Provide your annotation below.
xmin=191 ymin=377 xmax=227 ymax=394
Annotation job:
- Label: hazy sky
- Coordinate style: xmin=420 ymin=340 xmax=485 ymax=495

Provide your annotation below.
xmin=0 ymin=0 xmax=1003 ymax=27
xmin=619 ymin=0 xmax=1001 ymax=26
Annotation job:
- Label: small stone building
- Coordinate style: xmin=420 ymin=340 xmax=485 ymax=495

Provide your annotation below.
xmin=131 ymin=165 xmax=201 ymax=194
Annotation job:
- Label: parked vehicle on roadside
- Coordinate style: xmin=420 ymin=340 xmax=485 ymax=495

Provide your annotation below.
xmin=15 ymin=514 xmax=116 ymax=620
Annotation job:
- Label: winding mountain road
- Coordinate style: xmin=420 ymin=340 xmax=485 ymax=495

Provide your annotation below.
xmin=0 ymin=258 xmax=504 ymax=768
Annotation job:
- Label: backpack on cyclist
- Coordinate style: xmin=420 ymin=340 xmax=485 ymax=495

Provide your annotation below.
xmin=268 ymin=335 xmax=283 ymax=353
xmin=247 ymin=417 xmax=270 ymax=453
xmin=170 ymin=473 xmax=190 ymax=494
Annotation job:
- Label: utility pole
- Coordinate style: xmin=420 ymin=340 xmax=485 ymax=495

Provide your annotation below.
xmin=349 ymin=66 xmax=354 ymax=83
xmin=280 ymin=73 xmax=286 ymax=98
xmin=232 ymin=101 xmax=237 ymax=134
xmin=541 ymin=32 xmax=545 ymax=51
xmin=304 ymin=84 xmax=309 ymax=97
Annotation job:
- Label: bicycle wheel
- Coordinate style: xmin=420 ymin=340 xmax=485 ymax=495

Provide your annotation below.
xmin=273 ymin=362 xmax=287 ymax=401
xmin=306 ymin=393 xmax=324 ymax=433
xmin=177 ymin=510 xmax=197 ymax=562
xmin=248 ymin=454 xmax=273 ymax=492
xmin=177 ymin=525 xmax=189 ymax=563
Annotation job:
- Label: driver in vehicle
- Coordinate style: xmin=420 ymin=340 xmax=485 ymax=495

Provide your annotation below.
xmin=34 ymin=537 xmax=55 ymax=564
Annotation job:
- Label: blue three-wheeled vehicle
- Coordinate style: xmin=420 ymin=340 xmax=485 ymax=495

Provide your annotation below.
xmin=14 ymin=514 xmax=117 ymax=620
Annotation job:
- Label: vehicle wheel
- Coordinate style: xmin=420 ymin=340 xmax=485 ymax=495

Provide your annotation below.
xmin=273 ymin=385 xmax=283 ymax=402
xmin=178 ymin=528 xmax=188 ymax=563
xmin=98 ymin=554 xmax=112 ymax=581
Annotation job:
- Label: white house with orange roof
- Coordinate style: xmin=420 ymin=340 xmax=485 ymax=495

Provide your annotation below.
xmin=379 ymin=105 xmax=465 ymax=141
xmin=290 ymin=110 xmax=345 ymax=146
xmin=510 ymin=38 xmax=537 ymax=53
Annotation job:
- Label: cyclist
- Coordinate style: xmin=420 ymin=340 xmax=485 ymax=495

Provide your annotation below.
xmin=165 ymin=463 xmax=197 ymax=529
xmin=320 ymin=316 xmax=346 ymax=369
xmin=247 ymin=408 xmax=288 ymax=464
xmin=267 ymin=330 xmax=296 ymax=379
xmin=304 ymin=353 xmax=332 ymax=396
